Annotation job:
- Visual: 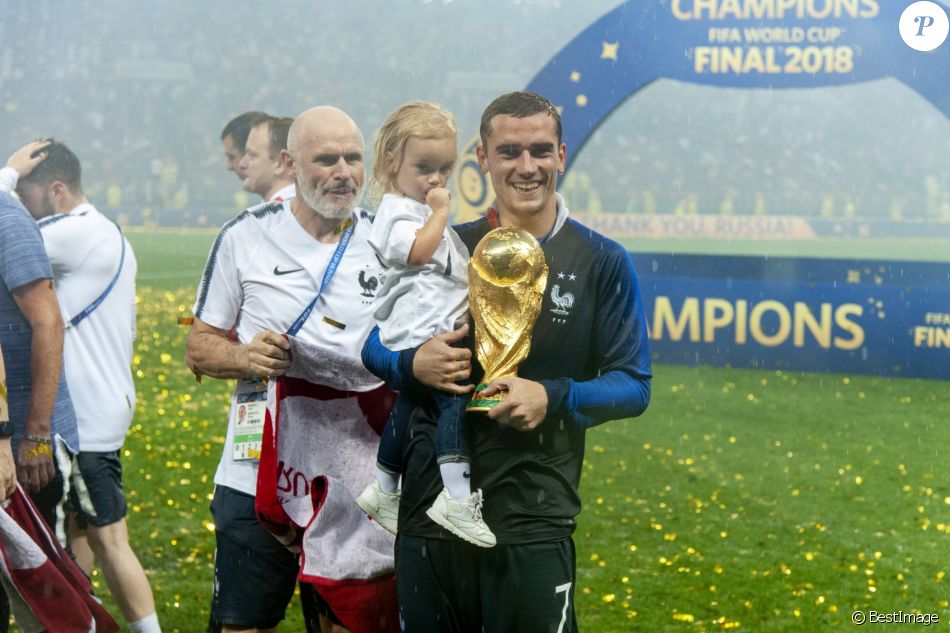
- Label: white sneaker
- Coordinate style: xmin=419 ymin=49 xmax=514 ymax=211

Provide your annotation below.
xmin=356 ymin=480 xmax=400 ymax=535
xmin=425 ymin=488 xmax=496 ymax=548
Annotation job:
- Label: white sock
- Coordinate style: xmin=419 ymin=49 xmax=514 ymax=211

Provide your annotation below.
xmin=128 ymin=613 xmax=161 ymax=633
xmin=376 ymin=465 xmax=400 ymax=493
xmin=440 ymin=462 xmax=472 ymax=500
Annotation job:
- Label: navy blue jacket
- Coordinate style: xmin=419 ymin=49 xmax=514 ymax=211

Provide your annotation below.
xmin=363 ymin=215 xmax=652 ymax=543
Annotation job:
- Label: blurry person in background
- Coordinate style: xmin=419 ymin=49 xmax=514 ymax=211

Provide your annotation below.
xmin=0 ymin=148 xmax=80 ymax=631
xmin=12 ymin=140 xmax=161 ymax=633
xmin=0 ymin=141 xmax=80 ymax=530
xmin=220 ymin=111 xmax=268 ymax=181
xmin=239 ymin=116 xmax=296 ymax=203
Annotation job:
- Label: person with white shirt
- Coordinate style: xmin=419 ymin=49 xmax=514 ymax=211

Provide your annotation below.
xmin=187 ymin=106 xmax=392 ymax=633
xmin=10 ymin=140 xmax=161 ymax=633
xmin=238 ymin=116 xmax=296 ymax=203
xmin=215 ymin=113 xmax=313 ymax=633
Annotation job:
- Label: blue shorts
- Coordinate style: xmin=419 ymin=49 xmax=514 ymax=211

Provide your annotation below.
xmin=68 ymin=451 xmax=127 ymax=528
xmin=210 ymin=485 xmax=300 ymax=629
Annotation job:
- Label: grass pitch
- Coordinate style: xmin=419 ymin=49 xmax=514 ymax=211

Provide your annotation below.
xmin=104 ymin=228 xmax=950 ymax=632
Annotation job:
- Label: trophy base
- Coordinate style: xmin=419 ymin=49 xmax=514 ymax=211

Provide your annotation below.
xmin=466 ymin=384 xmax=506 ymax=412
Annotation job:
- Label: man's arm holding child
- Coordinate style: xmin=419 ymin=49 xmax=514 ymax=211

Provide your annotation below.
xmin=361 ymin=323 xmax=473 ymax=394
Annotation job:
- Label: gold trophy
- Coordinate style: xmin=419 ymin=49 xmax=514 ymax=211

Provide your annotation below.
xmin=466 ymin=226 xmax=548 ymax=411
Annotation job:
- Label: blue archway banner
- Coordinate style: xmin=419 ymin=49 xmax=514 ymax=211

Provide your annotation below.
xmin=452 ymin=0 xmax=950 ymax=380
xmin=527 ymin=0 xmax=950 ymax=170
xmin=456 ymin=0 xmax=950 ymax=217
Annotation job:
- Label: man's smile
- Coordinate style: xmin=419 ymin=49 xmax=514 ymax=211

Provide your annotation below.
xmin=512 ymin=182 xmax=542 ymax=193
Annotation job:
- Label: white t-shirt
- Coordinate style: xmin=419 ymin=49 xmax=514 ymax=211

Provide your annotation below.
xmin=39 ymin=203 xmax=137 ymax=452
xmin=270 ymin=183 xmax=296 ymax=203
xmin=193 ymin=200 xmax=386 ymax=495
xmin=367 ymin=193 xmax=469 ymax=350
xmin=0 ymin=167 xmax=18 ymax=194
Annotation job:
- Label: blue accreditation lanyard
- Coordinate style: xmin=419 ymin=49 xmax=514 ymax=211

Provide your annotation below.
xmin=286 ymin=217 xmax=355 ymax=337
xmin=67 ymin=222 xmax=126 ymax=330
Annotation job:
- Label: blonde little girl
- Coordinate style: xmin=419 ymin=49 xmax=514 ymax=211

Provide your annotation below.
xmin=355 ymin=101 xmax=494 ymax=547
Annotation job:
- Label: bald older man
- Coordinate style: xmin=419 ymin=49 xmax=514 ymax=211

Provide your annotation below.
xmin=187 ymin=107 xmax=390 ymax=633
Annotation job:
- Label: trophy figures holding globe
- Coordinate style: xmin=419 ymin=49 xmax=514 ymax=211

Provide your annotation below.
xmin=466 ymin=226 xmax=548 ymax=411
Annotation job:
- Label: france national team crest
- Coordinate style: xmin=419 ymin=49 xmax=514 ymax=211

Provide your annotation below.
xmin=358 ymin=268 xmax=379 ymax=301
xmin=550 ymin=271 xmax=578 ymax=324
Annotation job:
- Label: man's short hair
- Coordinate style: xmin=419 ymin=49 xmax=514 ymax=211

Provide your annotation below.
xmin=220 ymin=111 xmax=268 ymax=152
xmin=254 ymin=116 xmax=294 ymax=158
xmin=479 ymin=91 xmax=562 ymax=147
xmin=19 ymin=139 xmax=82 ymax=192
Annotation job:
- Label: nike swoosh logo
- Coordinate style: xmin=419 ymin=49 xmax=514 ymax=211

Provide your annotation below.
xmin=273 ymin=266 xmax=304 ymax=276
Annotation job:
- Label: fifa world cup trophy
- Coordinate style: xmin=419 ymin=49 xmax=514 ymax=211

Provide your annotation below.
xmin=466 ymin=226 xmax=548 ymax=411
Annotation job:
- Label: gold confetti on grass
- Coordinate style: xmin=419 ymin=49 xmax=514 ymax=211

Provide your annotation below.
xmin=573 ymin=363 xmax=950 ymax=631
xmin=122 ymin=274 xmax=950 ymax=630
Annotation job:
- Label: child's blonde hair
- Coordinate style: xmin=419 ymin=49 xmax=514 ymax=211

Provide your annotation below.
xmin=371 ymin=101 xmax=457 ymax=203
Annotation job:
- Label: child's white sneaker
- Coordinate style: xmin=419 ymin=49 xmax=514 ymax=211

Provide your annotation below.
xmin=356 ymin=480 xmax=400 ymax=535
xmin=425 ymin=488 xmax=496 ymax=548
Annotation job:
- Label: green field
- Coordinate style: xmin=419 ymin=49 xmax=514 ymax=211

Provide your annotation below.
xmin=126 ymin=228 xmax=950 ymax=295
xmin=100 ymin=229 xmax=950 ymax=632
xmin=128 ymin=227 xmax=220 ymax=291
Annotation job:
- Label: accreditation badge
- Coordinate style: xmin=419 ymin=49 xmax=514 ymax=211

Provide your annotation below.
xmin=232 ymin=376 xmax=266 ymax=461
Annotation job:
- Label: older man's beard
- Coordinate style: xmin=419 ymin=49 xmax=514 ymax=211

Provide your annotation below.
xmin=299 ymin=180 xmax=360 ymax=220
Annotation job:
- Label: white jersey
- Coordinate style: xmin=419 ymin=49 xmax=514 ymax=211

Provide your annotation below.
xmin=38 ymin=203 xmax=137 ymax=452
xmin=193 ymin=200 xmax=385 ymax=495
xmin=367 ymin=193 xmax=469 ymax=350
xmin=270 ymin=182 xmax=296 ymax=203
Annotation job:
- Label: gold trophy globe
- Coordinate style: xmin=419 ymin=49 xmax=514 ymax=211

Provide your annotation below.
xmin=466 ymin=226 xmax=548 ymax=411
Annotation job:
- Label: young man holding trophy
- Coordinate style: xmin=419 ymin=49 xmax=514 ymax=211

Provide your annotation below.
xmin=363 ymin=91 xmax=653 ymax=632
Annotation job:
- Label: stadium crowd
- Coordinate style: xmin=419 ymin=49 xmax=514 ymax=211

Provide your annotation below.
xmin=2 ymin=1 xmax=949 ymax=226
